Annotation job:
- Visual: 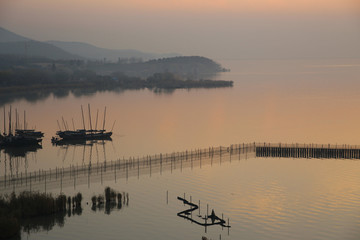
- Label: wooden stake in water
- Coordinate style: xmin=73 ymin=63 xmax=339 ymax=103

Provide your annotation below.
xmin=228 ymin=218 xmax=230 ymax=235
xmin=222 ymin=213 xmax=224 ymax=230
xmin=44 ymin=171 xmax=46 ymax=193
xmin=199 ymin=200 xmax=201 ymax=215
xmin=88 ymin=166 xmax=90 ymax=188
xmin=205 ymin=218 xmax=207 ymax=233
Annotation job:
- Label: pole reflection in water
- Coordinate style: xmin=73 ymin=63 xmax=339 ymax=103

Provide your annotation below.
xmin=176 ymin=196 xmax=231 ymax=230
xmin=1 ymin=144 xmax=41 ymax=185
xmin=0 ymin=143 xmax=255 ymax=195
xmin=91 ymin=187 xmax=130 ymax=215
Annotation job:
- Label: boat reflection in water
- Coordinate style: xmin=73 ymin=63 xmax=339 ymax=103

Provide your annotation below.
xmin=0 ymin=142 xmax=42 ymax=184
xmin=2 ymin=144 xmax=42 ymax=158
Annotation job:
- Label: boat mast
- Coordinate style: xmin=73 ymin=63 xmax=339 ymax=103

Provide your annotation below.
xmin=15 ymin=109 xmax=18 ymax=130
xmin=18 ymin=109 xmax=20 ymax=130
xmin=3 ymin=107 xmax=6 ymax=135
xmin=81 ymin=105 xmax=86 ymax=130
xmin=72 ymin=118 xmax=75 ymax=131
xmin=57 ymin=120 xmax=62 ymax=131
xmin=102 ymin=107 xmax=107 ymax=131
xmin=111 ymin=120 xmax=116 ymax=132
xmin=8 ymin=105 xmax=12 ymax=135
xmin=62 ymin=117 xmax=67 ymax=131
xmin=24 ymin=110 xmax=26 ymax=130
xmin=95 ymin=109 xmax=99 ymax=130
xmin=88 ymin=104 xmax=93 ymax=132
xmin=65 ymin=120 xmax=69 ymax=131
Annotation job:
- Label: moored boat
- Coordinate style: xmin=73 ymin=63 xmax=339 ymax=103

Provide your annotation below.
xmin=15 ymin=129 xmax=44 ymax=138
xmin=52 ymin=105 xmax=113 ymax=143
xmin=0 ymin=134 xmax=42 ymax=147
xmin=1 ymin=107 xmax=44 ymax=147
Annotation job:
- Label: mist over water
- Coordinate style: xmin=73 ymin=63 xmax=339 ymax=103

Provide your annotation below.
xmin=1 ymin=58 xmax=360 ymax=239
xmin=1 ymin=58 xmax=360 ymax=173
xmin=1 ymin=0 xmax=360 ymax=239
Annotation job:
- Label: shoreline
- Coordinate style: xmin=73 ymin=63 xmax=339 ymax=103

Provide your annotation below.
xmin=0 ymin=79 xmax=233 ymax=95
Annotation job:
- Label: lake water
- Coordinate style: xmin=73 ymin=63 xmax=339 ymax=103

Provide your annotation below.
xmin=1 ymin=58 xmax=360 ymax=239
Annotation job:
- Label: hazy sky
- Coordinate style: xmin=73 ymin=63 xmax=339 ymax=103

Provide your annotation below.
xmin=1 ymin=0 xmax=359 ymax=59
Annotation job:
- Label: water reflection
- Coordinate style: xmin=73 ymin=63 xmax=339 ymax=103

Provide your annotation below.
xmin=2 ymin=144 xmax=42 ymax=158
xmin=0 ymin=91 xmax=51 ymax=107
xmin=0 ymin=84 xmax=203 ymax=107
xmin=21 ymin=208 xmax=83 ymax=236
xmin=91 ymin=190 xmax=130 ymax=215
xmin=0 ymin=71 xmax=223 ymax=107
xmin=55 ymin=139 xmax=111 ymax=166
xmin=0 ymin=87 xmax=126 ymax=107
xmin=176 ymin=196 xmax=230 ymax=231
xmin=0 ymin=144 xmax=255 ymax=194
xmin=21 ymin=212 xmax=66 ymax=235
xmin=153 ymin=88 xmax=175 ymax=95
xmin=52 ymin=139 xmax=111 ymax=147
xmin=0 ymin=144 xmax=41 ymax=182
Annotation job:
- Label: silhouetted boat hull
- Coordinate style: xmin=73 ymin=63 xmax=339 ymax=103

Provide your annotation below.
xmin=54 ymin=130 xmax=112 ymax=141
xmin=15 ymin=129 xmax=44 ymax=138
xmin=57 ymin=130 xmax=86 ymax=140
xmin=85 ymin=132 xmax=112 ymax=140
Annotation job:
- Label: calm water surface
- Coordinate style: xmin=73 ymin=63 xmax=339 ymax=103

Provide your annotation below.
xmin=16 ymin=153 xmax=360 ymax=240
xmin=1 ymin=58 xmax=360 ymax=239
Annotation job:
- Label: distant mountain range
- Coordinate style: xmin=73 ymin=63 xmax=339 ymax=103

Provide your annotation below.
xmin=0 ymin=27 xmax=179 ymax=61
xmin=46 ymin=40 xmax=178 ymax=61
xmin=0 ymin=27 xmax=30 ymax=42
xmin=0 ymin=41 xmax=82 ymax=60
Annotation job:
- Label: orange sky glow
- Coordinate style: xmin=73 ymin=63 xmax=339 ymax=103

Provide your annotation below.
xmin=1 ymin=0 xmax=359 ymax=58
xmin=120 ymin=0 xmax=356 ymax=13
xmin=1 ymin=0 xmax=357 ymax=15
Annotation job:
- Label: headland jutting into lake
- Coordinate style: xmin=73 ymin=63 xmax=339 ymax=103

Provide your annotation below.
xmin=0 ymin=55 xmax=233 ymax=95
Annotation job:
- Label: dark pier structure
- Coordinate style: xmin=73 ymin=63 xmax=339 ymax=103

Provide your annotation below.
xmin=256 ymin=143 xmax=360 ymax=159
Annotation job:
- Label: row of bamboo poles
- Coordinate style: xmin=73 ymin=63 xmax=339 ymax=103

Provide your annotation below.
xmin=3 ymin=142 xmax=359 ymax=194
xmin=256 ymin=142 xmax=360 ymax=159
xmin=0 ymin=143 xmax=255 ymax=194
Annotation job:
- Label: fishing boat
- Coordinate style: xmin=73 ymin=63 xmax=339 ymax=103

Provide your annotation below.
xmin=15 ymin=129 xmax=44 ymax=138
xmin=14 ymin=110 xmax=44 ymax=138
xmin=52 ymin=105 xmax=113 ymax=143
xmin=0 ymin=107 xmax=43 ymax=147
xmin=56 ymin=130 xmax=86 ymax=140
xmin=84 ymin=129 xmax=112 ymax=139
xmin=0 ymin=134 xmax=42 ymax=147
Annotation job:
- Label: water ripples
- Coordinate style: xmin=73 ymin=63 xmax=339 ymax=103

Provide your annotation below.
xmin=22 ymin=156 xmax=360 ymax=240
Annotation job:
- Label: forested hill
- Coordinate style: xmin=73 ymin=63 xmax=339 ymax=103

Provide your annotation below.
xmin=0 ymin=54 xmax=232 ymax=93
xmin=89 ymin=56 xmax=227 ymax=78
xmin=147 ymin=56 xmax=224 ymax=72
